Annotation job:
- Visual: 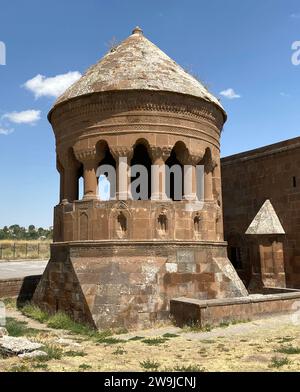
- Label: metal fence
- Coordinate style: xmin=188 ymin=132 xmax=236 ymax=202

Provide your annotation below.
xmin=0 ymin=242 xmax=51 ymax=260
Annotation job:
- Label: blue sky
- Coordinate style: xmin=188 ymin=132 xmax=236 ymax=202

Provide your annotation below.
xmin=0 ymin=0 xmax=300 ymax=227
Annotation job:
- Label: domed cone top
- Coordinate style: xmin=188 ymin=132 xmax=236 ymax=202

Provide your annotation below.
xmin=132 ymin=26 xmax=143 ymax=35
xmin=52 ymin=27 xmax=225 ymax=117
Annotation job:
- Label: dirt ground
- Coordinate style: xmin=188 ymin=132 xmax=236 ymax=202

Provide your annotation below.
xmin=1 ymin=306 xmax=300 ymax=372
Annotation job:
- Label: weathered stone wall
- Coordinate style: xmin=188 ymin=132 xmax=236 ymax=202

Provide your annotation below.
xmin=34 ymin=241 xmax=247 ymax=330
xmin=221 ymin=137 xmax=300 ymax=288
xmin=54 ymin=199 xmax=222 ymax=243
xmin=170 ymin=292 xmax=300 ymax=327
xmin=0 ymin=276 xmax=41 ymax=301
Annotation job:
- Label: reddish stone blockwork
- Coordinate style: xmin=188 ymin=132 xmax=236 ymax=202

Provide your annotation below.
xmin=34 ymin=28 xmax=247 ymax=329
xmin=222 ymin=137 xmax=300 ymax=290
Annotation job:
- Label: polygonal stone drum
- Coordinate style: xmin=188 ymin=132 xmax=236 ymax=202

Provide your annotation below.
xmin=34 ymin=27 xmax=247 ymax=329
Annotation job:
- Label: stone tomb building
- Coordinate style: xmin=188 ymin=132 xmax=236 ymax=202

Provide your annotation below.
xmin=34 ymin=28 xmax=247 ymax=329
xmin=222 ymin=137 xmax=300 ymax=291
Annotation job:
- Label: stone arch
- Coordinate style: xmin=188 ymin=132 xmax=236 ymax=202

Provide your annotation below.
xmin=193 ymin=211 xmax=202 ymax=240
xmin=79 ymin=211 xmax=88 ymax=240
xmin=132 ymin=137 xmax=152 ymax=155
xmin=200 ymin=147 xmax=214 ymax=173
xmin=130 ymin=139 xmax=152 ymax=200
xmin=165 ymin=141 xmax=188 ymax=200
xmin=96 ymin=140 xmax=116 ymax=200
xmin=198 ymin=147 xmax=215 ymax=201
xmin=109 ymin=201 xmax=131 ymax=239
xmin=59 ymin=147 xmax=82 ymax=202
xmin=155 ymin=206 xmax=172 ymax=239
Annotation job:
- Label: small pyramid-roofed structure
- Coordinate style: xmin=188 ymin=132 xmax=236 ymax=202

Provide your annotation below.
xmin=53 ymin=26 xmax=225 ymax=118
xmin=245 ymin=200 xmax=285 ymax=235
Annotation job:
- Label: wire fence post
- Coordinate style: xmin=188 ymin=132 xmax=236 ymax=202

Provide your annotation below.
xmin=13 ymin=243 xmax=16 ymax=259
xmin=37 ymin=243 xmax=40 ymax=258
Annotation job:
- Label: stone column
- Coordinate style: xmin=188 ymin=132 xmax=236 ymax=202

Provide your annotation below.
xmin=111 ymin=147 xmax=133 ymax=200
xmin=183 ymin=155 xmax=199 ymax=201
xmin=150 ymin=147 xmax=171 ymax=200
xmin=212 ymin=159 xmax=222 ymax=202
xmin=64 ymin=166 xmax=79 ymax=202
xmin=204 ymin=159 xmax=216 ymax=201
xmin=58 ymin=152 xmax=80 ymax=203
xmin=56 ymin=159 xmax=64 ymax=203
xmin=75 ymin=148 xmax=98 ymax=200
xmin=212 ymin=160 xmax=224 ymax=239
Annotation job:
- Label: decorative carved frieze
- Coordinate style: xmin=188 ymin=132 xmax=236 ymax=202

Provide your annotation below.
xmin=50 ymin=91 xmax=225 ymax=135
xmin=74 ymin=147 xmax=97 ymax=163
xmin=150 ymin=146 xmax=172 ymax=162
xmin=110 ymin=146 xmax=133 ymax=160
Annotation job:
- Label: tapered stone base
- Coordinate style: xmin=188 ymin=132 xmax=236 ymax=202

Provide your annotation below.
xmin=33 ymin=241 xmax=248 ymax=330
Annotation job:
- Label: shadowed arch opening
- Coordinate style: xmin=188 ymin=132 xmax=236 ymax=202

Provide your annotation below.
xmin=96 ymin=141 xmax=116 ymax=200
xmin=130 ymin=140 xmax=152 ymax=200
xmin=64 ymin=147 xmax=82 ymax=202
xmin=165 ymin=142 xmax=186 ymax=200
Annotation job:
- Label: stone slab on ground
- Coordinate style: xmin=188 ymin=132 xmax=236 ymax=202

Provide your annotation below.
xmin=18 ymin=350 xmax=47 ymax=359
xmin=0 ymin=336 xmax=43 ymax=355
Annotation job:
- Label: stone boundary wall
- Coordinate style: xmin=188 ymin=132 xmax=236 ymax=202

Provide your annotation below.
xmin=262 ymin=287 xmax=300 ymax=294
xmin=170 ymin=292 xmax=300 ymax=327
xmin=0 ymin=275 xmax=41 ymax=301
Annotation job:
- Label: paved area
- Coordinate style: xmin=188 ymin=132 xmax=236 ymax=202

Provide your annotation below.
xmin=0 ymin=260 xmax=47 ymax=279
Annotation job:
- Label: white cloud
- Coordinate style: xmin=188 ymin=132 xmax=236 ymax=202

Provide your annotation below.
xmin=2 ymin=110 xmax=41 ymax=125
xmin=290 ymin=13 xmax=300 ymax=18
xmin=0 ymin=127 xmax=14 ymax=135
xmin=219 ymin=88 xmax=241 ymax=99
xmin=23 ymin=71 xmax=82 ymax=99
xmin=280 ymin=92 xmax=290 ymax=97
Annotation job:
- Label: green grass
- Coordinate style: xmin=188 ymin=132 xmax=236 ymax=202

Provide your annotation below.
xmin=129 ymin=336 xmax=144 ymax=341
xmin=38 ymin=345 xmax=63 ymax=361
xmin=46 ymin=312 xmax=92 ymax=334
xmin=182 ymin=319 xmax=250 ymax=332
xmin=21 ymin=303 xmax=49 ymax=323
xmin=142 ymin=337 xmax=168 ymax=346
xmin=269 ymin=356 xmax=291 ymax=368
xmin=200 ymin=339 xmax=215 ymax=344
xmin=112 ymin=347 xmax=127 ymax=355
xmin=64 ymin=350 xmax=86 ymax=357
xmin=182 ymin=322 xmax=212 ymax=332
xmin=276 ymin=345 xmax=300 ymax=355
xmin=32 ymin=363 xmax=48 ymax=370
xmin=219 ymin=321 xmax=230 ymax=328
xmin=2 ymin=298 xmax=17 ymax=309
xmin=276 ymin=337 xmax=295 ymax=343
xmin=5 ymin=317 xmax=39 ymax=337
xmin=19 ymin=303 xmax=121 ymax=343
xmin=173 ymin=364 xmax=205 ymax=372
xmin=140 ymin=359 xmax=161 ymax=371
xmin=8 ymin=364 xmax=31 ymax=372
xmin=96 ymin=336 xmax=126 ymax=345
xmin=162 ymin=333 xmax=179 ymax=338
xmin=79 ymin=363 xmax=92 ymax=370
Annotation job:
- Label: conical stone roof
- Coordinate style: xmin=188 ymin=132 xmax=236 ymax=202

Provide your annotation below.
xmin=245 ymin=200 xmax=285 ymax=235
xmin=53 ymin=27 xmax=225 ymax=116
